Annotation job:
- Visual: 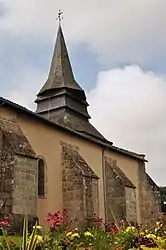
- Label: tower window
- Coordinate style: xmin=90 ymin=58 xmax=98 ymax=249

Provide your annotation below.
xmin=38 ymin=159 xmax=45 ymax=197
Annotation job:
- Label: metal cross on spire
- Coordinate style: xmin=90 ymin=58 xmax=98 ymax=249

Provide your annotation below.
xmin=57 ymin=9 xmax=63 ymax=25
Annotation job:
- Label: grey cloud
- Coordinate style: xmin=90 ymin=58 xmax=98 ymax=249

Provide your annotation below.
xmin=1 ymin=0 xmax=166 ymax=67
xmin=0 ymin=1 xmax=7 ymax=18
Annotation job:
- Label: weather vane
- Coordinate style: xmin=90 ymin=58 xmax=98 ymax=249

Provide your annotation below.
xmin=57 ymin=9 xmax=63 ymax=25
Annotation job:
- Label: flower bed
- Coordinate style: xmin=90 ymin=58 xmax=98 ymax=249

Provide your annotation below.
xmin=0 ymin=210 xmax=165 ymax=250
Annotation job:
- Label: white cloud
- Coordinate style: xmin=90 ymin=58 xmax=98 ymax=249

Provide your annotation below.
xmin=6 ymin=67 xmax=46 ymax=109
xmin=88 ymin=65 xmax=166 ymax=185
xmin=1 ymin=0 xmax=166 ymax=65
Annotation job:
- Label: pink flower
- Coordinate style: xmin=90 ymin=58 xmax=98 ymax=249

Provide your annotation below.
xmin=0 ymin=220 xmax=10 ymax=227
xmin=45 ymin=209 xmax=71 ymax=230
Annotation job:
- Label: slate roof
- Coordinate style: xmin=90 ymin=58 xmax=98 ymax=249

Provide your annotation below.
xmin=48 ymin=109 xmax=106 ymax=140
xmin=105 ymin=157 xmax=135 ymax=188
xmin=37 ymin=25 xmax=83 ymax=95
xmin=62 ymin=146 xmax=99 ymax=179
xmin=146 ymin=173 xmax=159 ymax=191
xmin=0 ymin=117 xmax=36 ymax=158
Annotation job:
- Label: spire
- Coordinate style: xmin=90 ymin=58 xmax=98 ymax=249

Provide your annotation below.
xmin=35 ymin=15 xmax=106 ymax=141
xmin=37 ymin=23 xmax=83 ymax=96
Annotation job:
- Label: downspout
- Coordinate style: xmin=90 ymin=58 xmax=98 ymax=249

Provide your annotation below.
xmin=102 ymin=147 xmax=107 ymax=224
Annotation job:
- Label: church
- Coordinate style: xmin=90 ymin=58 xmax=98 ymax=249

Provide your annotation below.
xmin=0 ymin=22 xmax=161 ymax=230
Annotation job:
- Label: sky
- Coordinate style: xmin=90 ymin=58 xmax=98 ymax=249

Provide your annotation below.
xmin=0 ymin=0 xmax=166 ymax=185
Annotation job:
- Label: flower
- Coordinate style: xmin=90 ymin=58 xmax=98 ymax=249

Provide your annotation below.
xmin=0 ymin=214 xmax=11 ymax=228
xmin=29 ymin=235 xmax=43 ymax=245
xmin=66 ymin=231 xmax=72 ymax=237
xmin=126 ymin=226 xmax=135 ymax=232
xmin=0 ymin=220 xmax=10 ymax=227
xmin=109 ymin=223 xmax=118 ymax=233
xmin=71 ymin=232 xmax=79 ymax=238
xmin=146 ymin=234 xmax=156 ymax=239
xmin=156 ymin=221 xmax=160 ymax=226
xmin=45 ymin=209 xmax=70 ymax=229
xmin=8 ymin=239 xmax=16 ymax=246
xmin=33 ymin=225 xmax=42 ymax=230
xmin=84 ymin=231 xmax=93 ymax=237
xmin=36 ymin=235 xmax=43 ymax=244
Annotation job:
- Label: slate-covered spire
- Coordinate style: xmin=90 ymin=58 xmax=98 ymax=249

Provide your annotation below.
xmin=37 ymin=25 xmax=83 ymax=95
xmin=35 ymin=21 xmax=106 ymax=141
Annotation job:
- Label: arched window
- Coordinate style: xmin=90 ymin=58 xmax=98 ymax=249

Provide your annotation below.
xmin=38 ymin=159 xmax=45 ymax=197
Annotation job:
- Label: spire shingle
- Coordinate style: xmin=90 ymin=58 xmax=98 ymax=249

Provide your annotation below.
xmin=37 ymin=26 xmax=82 ymax=95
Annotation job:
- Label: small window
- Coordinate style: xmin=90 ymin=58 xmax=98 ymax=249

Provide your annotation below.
xmin=38 ymin=159 xmax=45 ymax=197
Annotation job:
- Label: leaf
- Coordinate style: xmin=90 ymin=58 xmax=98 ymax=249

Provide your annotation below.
xmin=1 ymin=228 xmax=11 ymax=250
xmin=22 ymin=216 xmax=28 ymax=250
xmin=0 ymin=242 xmax=5 ymax=250
xmin=27 ymin=223 xmax=38 ymax=250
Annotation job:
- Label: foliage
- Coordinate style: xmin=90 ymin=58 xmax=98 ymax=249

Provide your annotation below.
xmin=42 ymin=210 xmax=166 ymax=250
xmin=0 ymin=211 xmax=165 ymax=250
xmin=0 ymin=214 xmax=42 ymax=250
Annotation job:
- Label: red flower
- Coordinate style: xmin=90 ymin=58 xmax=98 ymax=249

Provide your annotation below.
xmin=109 ymin=223 xmax=118 ymax=233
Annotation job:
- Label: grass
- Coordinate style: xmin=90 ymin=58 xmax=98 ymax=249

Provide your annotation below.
xmin=0 ymin=236 xmax=22 ymax=247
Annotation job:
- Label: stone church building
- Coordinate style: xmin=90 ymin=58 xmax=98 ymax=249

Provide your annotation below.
xmin=0 ymin=24 xmax=160 ymax=229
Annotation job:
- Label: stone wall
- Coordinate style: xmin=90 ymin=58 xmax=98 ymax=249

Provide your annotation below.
xmin=62 ymin=158 xmax=85 ymax=228
xmin=0 ymin=133 xmax=14 ymax=215
xmin=146 ymin=174 xmax=161 ymax=219
xmin=105 ymin=159 xmax=126 ymax=224
xmin=12 ymin=155 xmax=37 ymax=215
xmin=84 ymin=177 xmax=99 ymax=227
xmin=9 ymin=155 xmax=37 ymax=234
xmin=0 ymin=133 xmax=37 ymax=234
xmin=138 ymin=161 xmax=147 ymax=223
xmin=138 ymin=161 xmax=161 ymax=225
xmin=0 ymin=118 xmax=37 ymax=224
xmin=105 ymin=157 xmax=136 ymax=224
xmin=62 ymin=145 xmax=99 ymax=229
xmin=125 ymin=187 xmax=137 ymax=224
